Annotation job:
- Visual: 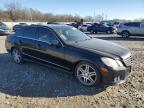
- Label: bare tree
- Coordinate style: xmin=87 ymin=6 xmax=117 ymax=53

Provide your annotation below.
xmin=94 ymin=14 xmax=104 ymax=22
xmin=4 ymin=2 xmax=22 ymax=21
xmin=1 ymin=2 xmax=142 ymax=22
xmin=84 ymin=16 xmax=94 ymax=22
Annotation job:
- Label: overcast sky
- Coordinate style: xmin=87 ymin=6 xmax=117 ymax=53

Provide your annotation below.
xmin=0 ymin=0 xmax=144 ymax=20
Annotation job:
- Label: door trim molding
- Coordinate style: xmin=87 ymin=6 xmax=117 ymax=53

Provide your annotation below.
xmin=22 ymin=52 xmax=71 ymax=70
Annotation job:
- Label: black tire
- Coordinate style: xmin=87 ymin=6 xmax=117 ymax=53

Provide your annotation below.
xmin=75 ymin=61 xmax=101 ymax=86
xmin=107 ymin=30 xmax=113 ymax=34
xmin=11 ymin=48 xmax=23 ymax=64
xmin=121 ymin=31 xmax=130 ymax=38
xmin=94 ymin=31 xmax=97 ymax=34
xmin=90 ymin=30 xmax=94 ymax=34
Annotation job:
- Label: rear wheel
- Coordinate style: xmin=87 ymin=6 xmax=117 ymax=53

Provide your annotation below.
xmin=11 ymin=48 xmax=23 ymax=64
xmin=75 ymin=62 xmax=100 ymax=86
xmin=107 ymin=30 xmax=113 ymax=34
xmin=90 ymin=30 xmax=94 ymax=34
xmin=122 ymin=31 xmax=130 ymax=38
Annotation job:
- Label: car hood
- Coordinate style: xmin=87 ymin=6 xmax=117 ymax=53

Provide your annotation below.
xmin=69 ymin=38 xmax=130 ymax=59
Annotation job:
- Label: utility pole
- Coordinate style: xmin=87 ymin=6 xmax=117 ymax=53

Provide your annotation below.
xmin=30 ymin=8 xmax=33 ymax=22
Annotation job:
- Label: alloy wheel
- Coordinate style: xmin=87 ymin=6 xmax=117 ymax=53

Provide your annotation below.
xmin=76 ymin=64 xmax=97 ymax=86
xmin=12 ymin=49 xmax=22 ymax=63
xmin=122 ymin=32 xmax=129 ymax=38
xmin=107 ymin=30 xmax=111 ymax=34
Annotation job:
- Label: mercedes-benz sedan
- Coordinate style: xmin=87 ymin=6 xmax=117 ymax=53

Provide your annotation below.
xmin=5 ymin=24 xmax=132 ymax=86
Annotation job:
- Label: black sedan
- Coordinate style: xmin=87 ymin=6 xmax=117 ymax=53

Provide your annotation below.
xmin=5 ymin=24 xmax=132 ymax=86
xmin=87 ymin=23 xmax=114 ymax=34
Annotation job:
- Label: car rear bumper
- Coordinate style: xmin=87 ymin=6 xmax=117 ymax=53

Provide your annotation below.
xmin=101 ymin=66 xmax=132 ymax=85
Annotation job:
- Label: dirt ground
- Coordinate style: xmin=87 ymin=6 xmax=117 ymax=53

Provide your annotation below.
xmin=0 ymin=35 xmax=144 ymax=108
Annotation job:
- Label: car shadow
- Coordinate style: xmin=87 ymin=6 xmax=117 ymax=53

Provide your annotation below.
xmin=0 ymin=53 xmax=108 ymax=98
xmin=94 ymin=35 xmax=144 ymax=41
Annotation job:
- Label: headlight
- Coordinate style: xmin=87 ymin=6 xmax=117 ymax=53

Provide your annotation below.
xmin=101 ymin=57 xmax=124 ymax=70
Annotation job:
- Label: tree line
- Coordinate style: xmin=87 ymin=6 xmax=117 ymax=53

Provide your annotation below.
xmin=0 ymin=2 xmax=95 ymax=22
xmin=0 ymin=2 xmax=143 ymax=22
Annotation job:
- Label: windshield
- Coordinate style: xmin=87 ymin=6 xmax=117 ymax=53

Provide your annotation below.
xmin=52 ymin=26 xmax=91 ymax=43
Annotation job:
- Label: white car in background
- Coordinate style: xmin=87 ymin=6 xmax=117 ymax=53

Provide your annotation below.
xmin=117 ymin=22 xmax=144 ymax=38
xmin=78 ymin=24 xmax=91 ymax=32
xmin=0 ymin=22 xmax=10 ymax=35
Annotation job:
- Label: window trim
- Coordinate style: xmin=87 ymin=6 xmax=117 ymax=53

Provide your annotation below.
xmin=17 ymin=26 xmax=65 ymax=47
xmin=38 ymin=27 xmax=56 ymax=44
xmin=37 ymin=26 xmax=64 ymax=47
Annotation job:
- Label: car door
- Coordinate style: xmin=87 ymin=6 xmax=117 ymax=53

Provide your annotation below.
xmin=35 ymin=27 xmax=68 ymax=69
xmin=18 ymin=27 xmax=38 ymax=57
xmin=83 ymin=25 xmax=88 ymax=31
xmin=128 ymin=22 xmax=140 ymax=34
xmin=93 ymin=24 xmax=99 ymax=32
xmin=99 ymin=24 xmax=107 ymax=32
xmin=140 ymin=23 xmax=144 ymax=35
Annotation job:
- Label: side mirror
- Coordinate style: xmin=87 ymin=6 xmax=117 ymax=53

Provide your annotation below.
xmin=51 ymin=39 xmax=60 ymax=47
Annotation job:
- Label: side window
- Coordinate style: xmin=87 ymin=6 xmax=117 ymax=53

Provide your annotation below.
xmin=125 ymin=23 xmax=140 ymax=27
xmin=15 ymin=28 xmax=23 ymax=36
xmin=132 ymin=23 xmax=140 ymax=27
xmin=38 ymin=28 xmax=56 ymax=43
xmin=93 ymin=24 xmax=99 ymax=27
xmin=100 ymin=24 xmax=104 ymax=27
xmin=23 ymin=27 xmax=37 ymax=39
xmin=140 ymin=23 xmax=144 ymax=28
xmin=124 ymin=23 xmax=129 ymax=26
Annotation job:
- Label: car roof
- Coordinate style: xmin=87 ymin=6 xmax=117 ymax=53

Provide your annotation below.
xmin=124 ymin=22 xmax=142 ymax=24
xmin=15 ymin=24 xmax=72 ymax=33
xmin=30 ymin=24 xmax=71 ymax=29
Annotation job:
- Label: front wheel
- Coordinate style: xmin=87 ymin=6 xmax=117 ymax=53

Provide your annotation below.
xmin=75 ymin=62 xmax=100 ymax=86
xmin=122 ymin=31 xmax=130 ymax=38
xmin=11 ymin=48 xmax=23 ymax=64
xmin=90 ymin=30 xmax=94 ymax=34
xmin=107 ymin=30 xmax=113 ymax=34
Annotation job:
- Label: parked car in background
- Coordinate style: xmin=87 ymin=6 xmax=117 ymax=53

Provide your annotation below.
xmin=87 ymin=23 xmax=114 ymax=34
xmin=112 ymin=22 xmax=120 ymax=33
xmin=0 ymin=22 xmax=10 ymax=35
xmin=78 ymin=24 xmax=90 ymax=32
xmin=47 ymin=22 xmax=60 ymax=24
xmin=113 ymin=22 xmax=120 ymax=28
xmin=101 ymin=22 xmax=113 ymax=27
xmin=13 ymin=23 xmax=27 ymax=32
xmin=5 ymin=24 xmax=132 ymax=86
xmin=117 ymin=22 xmax=144 ymax=38
xmin=86 ymin=23 xmax=92 ymax=25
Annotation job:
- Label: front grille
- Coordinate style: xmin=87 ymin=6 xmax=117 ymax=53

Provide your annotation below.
xmin=123 ymin=55 xmax=132 ymax=67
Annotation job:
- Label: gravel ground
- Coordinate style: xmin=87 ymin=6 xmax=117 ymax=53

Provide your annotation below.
xmin=0 ymin=35 xmax=144 ymax=108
